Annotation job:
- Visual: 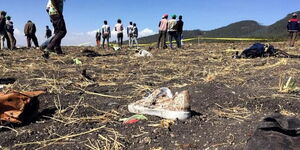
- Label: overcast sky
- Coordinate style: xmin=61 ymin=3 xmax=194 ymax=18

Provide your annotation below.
xmin=1 ymin=0 xmax=299 ymax=46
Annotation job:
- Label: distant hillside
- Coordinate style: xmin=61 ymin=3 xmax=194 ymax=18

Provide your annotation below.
xmin=203 ymin=20 xmax=266 ymax=38
xmin=248 ymin=11 xmax=300 ymax=38
xmin=138 ymin=11 xmax=299 ymax=43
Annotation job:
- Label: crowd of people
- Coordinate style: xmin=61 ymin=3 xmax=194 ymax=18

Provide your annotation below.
xmin=0 ymin=0 xmax=66 ymax=59
xmin=95 ymin=20 xmax=139 ymax=49
xmin=1 ymin=0 xmax=299 ymax=59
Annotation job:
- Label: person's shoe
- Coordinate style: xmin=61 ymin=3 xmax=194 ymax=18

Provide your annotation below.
xmin=128 ymin=87 xmax=191 ymax=120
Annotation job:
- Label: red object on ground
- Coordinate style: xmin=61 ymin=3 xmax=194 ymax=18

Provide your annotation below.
xmin=124 ymin=119 xmax=139 ymax=124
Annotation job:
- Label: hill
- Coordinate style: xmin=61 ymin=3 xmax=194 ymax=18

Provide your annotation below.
xmin=138 ymin=11 xmax=299 ymax=43
xmin=203 ymin=20 xmax=266 ymax=38
xmin=248 ymin=11 xmax=300 ymax=38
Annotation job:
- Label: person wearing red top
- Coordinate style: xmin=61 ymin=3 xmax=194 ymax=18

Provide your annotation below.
xmin=157 ymin=14 xmax=168 ymax=49
xmin=287 ymin=13 xmax=300 ymax=47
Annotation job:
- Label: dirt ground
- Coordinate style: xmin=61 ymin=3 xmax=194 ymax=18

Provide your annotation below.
xmin=0 ymin=42 xmax=299 ymax=150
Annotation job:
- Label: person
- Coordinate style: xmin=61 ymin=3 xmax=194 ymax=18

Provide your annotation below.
xmin=95 ymin=29 xmax=101 ymax=47
xmin=0 ymin=11 xmax=7 ymax=50
xmin=45 ymin=25 xmax=52 ymax=39
xmin=5 ymin=16 xmax=16 ymax=50
xmin=115 ymin=19 xmax=124 ymax=47
xmin=287 ymin=13 xmax=300 ymax=47
xmin=157 ymin=14 xmax=168 ymax=49
xmin=43 ymin=0 xmax=67 ymax=58
xmin=168 ymin=14 xmax=180 ymax=49
xmin=177 ymin=15 xmax=184 ymax=48
xmin=24 ymin=20 xmax=39 ymax=48
xmin=132 ymin=23 xmax=138 ymax=47
xmin=101 ymin=20 xmax=110 ymax=49
xmin=127 ymin=22 xmax=134 ymax=47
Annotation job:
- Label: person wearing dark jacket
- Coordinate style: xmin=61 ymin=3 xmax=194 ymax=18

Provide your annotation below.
xmin=24 ymin=20 xmax=39 ymax=48
xmin=43 ymin=0 xmax=67 ymax=58
xmin=6 ymin=16 xmax=16 ymax=50
xmin=287 ymin=13 xmax=300 ymax=47
xmin=0 ymin=11 xmax=7 ymax=50
xmin=45 ymin=25 xmax=52 ymax=39
xmin=177 ymin=15 xmax=184 ymax=48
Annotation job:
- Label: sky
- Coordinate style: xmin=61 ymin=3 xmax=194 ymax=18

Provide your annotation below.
xmin=1 ymin=0 xmax=299 ymax=46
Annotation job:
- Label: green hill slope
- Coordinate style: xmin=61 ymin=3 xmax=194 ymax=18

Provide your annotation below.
xmin=138 ymin=11 xmax=299 ymax=43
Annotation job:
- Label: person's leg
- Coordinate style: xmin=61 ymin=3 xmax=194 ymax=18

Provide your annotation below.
xmin=102 ymin=37 xmax=106 ymax=49
xmin=107 ymin=37 xmax=110 ymax=49
xmin=291 ymin=32 xmax=298 ymax=47
xmin=157 ymin=31 xmax=163 ymax=48
xmin=11 ymin=33 xmax=16 ymax=49
xmin=120 ymin=33 xmax=123 ymax=47
xmin=162 ymin=31 xmax=167 ymax=49
xmin=0 ymin=33 xmax=4 ymax=50
xmin=47 ymin=14 xmax=67 ymax=52
xmin=175 ymin=32 xmax=180 ymax=48
xmin=96 ymin=40 xmax=100 ymax=47
xmin=177 ymin=32 xmax=182 ymax=48
xmin=117 ymin=34 xmax=120 ymax=46
xmin=27 ymin=36 xmax=32 ymax=48
xmin=32 ymin=34 xmax=39 ymax=47
xmin=4 ymin=32 xmax=10 ymax=49
xmin=129 ymin=36 xmax=132 ymax=47
xmin=7 ymin=32 xmax=14 ymax=50
xmin=169 ymin=32 xmax=173 ymax=49
xmin=134 ymin=37 xmax=138 ymax=47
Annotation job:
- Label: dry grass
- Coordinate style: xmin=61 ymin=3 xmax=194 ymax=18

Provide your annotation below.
xmin=213 ymin=104 xmax=252 ymax=122
xmin=1 ymin=42 xmax=299 ymax=149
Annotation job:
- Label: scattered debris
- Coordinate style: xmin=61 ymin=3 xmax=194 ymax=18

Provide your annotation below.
xmin=134 ymin=49 xmax=153 ymax=57
xmin=148 ymin=119 xmax=175 ymax=128
xmin=81 ymin=49 xmax=100 ymax=57
xmin=213 ymin=104 xmax=251 ymax=122
xmin=73 ymin=58 xmax=82 ymax=65
xmin=81 ymin=69 xmax=96 ymax=82
xmin=245 ymin=113 xmax=300 ymax=150
xmin=0 ymin=90 xmax=46 ymax=124
xmin=280 ymin=76 xmax=296 ymax=93
xmin=120 ymin=114 xmax=148 ymax=124
xmin=0 ymin=78 xmax=16 ymax=85
xmin=113 ymin=46 xmax=121 ymax=51
xmin=128 ymin=87 xmax=191 ymax=120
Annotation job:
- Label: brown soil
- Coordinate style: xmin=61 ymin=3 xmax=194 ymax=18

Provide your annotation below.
xmin=0 ymin=42 xmax=299 ymax=150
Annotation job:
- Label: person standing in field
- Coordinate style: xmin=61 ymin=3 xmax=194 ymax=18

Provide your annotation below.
xmin=127 ymin=22 xmax=134 ymax=47
xmin=132 ymin=23 xmax=139 ymax=48
xmin=24 ymin=20 xmax=39 ymax=49
xmin=177 ymin=15 xmax=184 ymax=48
xmin=115 ymin=19 xmax=124 ymax=47
xmin=43 ymin=0 xmax=67 ymax=58
xmin=45 ymin=25 xmax=52 ymax=39
xmin=102 ymin=20 xmax=111 ymax=49
xmin=0 ymin=11 xmax=7 ymax=50
xmin=5 ymin=16 xmax=16 ymax=50
xmin=287 ymin=13 xmax=300 ymax=47
xmin=95 ymin=29 xmax=101 ymax=47
xmin=168 ymin=14 xmax=180 ymax=49
xmin=157 ymin=14 xmax=168 ymax=49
